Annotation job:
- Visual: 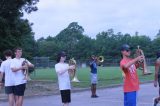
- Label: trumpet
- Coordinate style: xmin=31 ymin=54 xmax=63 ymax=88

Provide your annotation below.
xmin=135 ymin=45 xmax=152 ymax=75
xmin=96 ymin=56 xmax=104 ymax=66
xmin=68 ymin=58 xmax=80 ymax=82
xmin=97 ymin=56 xmax=104 ymax=63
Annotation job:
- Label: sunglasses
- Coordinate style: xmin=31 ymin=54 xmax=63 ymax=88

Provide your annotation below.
xmin=125 ymin=50 xmax=130 ymax=52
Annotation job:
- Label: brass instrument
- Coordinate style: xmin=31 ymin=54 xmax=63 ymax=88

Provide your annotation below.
xmin=96 ymin=56 xmax=104 ymax=66
xmin=97 ymin=56 xmax=104 ymax=63
xmin=68 ymin=58 xmax=80 ymax=82
xmin=135 ymin=45 xmax=152 ymax=75
xmin=22 ymin=60 xmax=31 ymax=81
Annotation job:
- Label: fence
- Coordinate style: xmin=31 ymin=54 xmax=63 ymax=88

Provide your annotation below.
xmin=32 ymin=57 xmax=157 ymax=68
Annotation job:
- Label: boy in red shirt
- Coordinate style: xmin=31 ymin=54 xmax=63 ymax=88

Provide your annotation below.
xmin=120 ymin=44 xmax=144 ymax=106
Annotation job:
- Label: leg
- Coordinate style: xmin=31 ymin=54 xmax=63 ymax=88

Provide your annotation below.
xmin=61 ymin=90 xmax=71 ymax=106
xmin=92 ymin=84 xmax=97 ymax=96
xmin=15 ymin=96 xmax=24 ymax=106
xmin=5 ymin=86 xmax=16 ymax=106
xmin=91 ymin=84 xmax=98 ymax=98
xmin=14 ymin=84 xmax=26 ymax=106
xmin=91 ymin=84 xmax=94 ymax=96
xmin=154 ymin=76 xmax=160 ymax=106
xmin=8 ymin=94 xmax=15 ymax=106
xmin=63 ymin=103 xmax=69 ymax=106
xmin=91 ymin=73 xmax=98 ymax=97
xmin=124 ymin=91 xmax=136 ymax=106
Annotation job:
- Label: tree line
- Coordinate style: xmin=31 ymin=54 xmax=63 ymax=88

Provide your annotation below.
xmin=35 ymin=22 xmax=160 ymax=61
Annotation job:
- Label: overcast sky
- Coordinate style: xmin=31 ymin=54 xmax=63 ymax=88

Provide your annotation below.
xmin=24 ymin=0 xmax=160 ymax=40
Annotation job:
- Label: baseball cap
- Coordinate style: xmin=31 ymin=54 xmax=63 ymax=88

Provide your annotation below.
xmin=58 ymin=51 xmax=66 ymax=57
xmin=120 ymin=44 xmax=131 ymax=51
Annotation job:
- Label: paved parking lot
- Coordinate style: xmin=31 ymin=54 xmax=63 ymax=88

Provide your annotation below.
xmin=0 ymin=83 xmax=159 ymax=106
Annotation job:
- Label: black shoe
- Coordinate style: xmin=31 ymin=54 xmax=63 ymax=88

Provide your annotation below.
xmin=154 ymin=98 xmax=158 ymax=106
xmin=91 ymin=95 xmax=99 ymax=98
xmin=94 ymin=95 xmax=99 ymax=98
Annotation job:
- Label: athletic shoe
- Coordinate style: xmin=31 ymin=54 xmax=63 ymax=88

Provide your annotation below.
xmin=153 ymin=98 xmax=158 ymax=106
xmin=91 ymin=95 xmax=99 ymax=98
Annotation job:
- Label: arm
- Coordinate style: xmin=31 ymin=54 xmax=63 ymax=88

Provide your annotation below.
xmin=123 ymin=56 xmax=143 ymax=70
xmin=25 ymin=59 xmax=34 ymax=68
xmin=154 ymin=60 xmax=160 ymax=87
xmin=11 ymin=66 xmax=26 ymax=72
xmin=56 ymin=65 xmax=75 ymax=75
xmin=0 ymin=72 xmax=4 ymax=87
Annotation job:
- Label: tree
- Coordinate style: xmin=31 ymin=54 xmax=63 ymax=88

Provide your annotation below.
xmin=0 ymin=0 xmax=39 ymax=58
xmin=55 ymin=22 xmax=85 ymax=58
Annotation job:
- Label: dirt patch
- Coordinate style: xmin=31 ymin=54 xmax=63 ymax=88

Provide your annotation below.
xmin=0 ymin=80 xmax=88 ymax=102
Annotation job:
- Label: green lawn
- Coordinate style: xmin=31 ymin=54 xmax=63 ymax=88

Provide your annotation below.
xmin=30 ymin=66 xmax=155 ymax=88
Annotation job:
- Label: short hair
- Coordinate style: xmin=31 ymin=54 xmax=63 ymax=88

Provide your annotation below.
xmin=14 ymin=47 xmax=22 ymax=52
xmin=3 ymin=49 xmax=13 ymax=57
xmin=56 ymin=51 xmax=66 ymax=63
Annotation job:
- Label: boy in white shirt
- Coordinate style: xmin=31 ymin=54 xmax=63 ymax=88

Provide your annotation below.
xmin=0 ymin=49 xmax=15 ymax=106
xmin=55 ymin=51 xmax=75 ymax=106
xmin=10 ymin=47 xmax=34 ymax=106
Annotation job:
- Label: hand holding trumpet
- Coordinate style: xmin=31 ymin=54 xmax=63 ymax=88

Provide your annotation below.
xmin=135 ymin=45 xmax=152 ymax=75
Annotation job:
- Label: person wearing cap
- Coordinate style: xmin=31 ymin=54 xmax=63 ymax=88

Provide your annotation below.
xmin=55 ymin=51 xmax=75 ymax=106
xmin=89 ymin=55 xmax=98 ymax=98
xmin=120 ymin=44 xmax=144 ymax=106
xmin=153 ymin=50 xmax=160 ymax=106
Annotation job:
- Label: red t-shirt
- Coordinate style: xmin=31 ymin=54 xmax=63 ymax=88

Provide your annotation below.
xmin=120 ymin=58 xmax=139 ymax=92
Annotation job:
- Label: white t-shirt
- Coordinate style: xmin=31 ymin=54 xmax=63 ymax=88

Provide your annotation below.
xmin=10 ymin=58 xmax=31 ymax=85
xmin=0 ymin=58 xmax=15 ymax=86
xmin=55 ymin=63 xmax=71 ymax=90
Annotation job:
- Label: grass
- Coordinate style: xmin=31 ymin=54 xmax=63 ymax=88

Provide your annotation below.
xmin=30 ymin=66 xmax=155 ymax=88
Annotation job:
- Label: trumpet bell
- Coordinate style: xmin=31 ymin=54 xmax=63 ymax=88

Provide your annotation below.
xmin=98 ymin=56 xmax=104 ymax=62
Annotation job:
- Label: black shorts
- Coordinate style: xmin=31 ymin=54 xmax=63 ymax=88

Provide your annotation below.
xmin=5 ymin=86 xmax=15 ymax=94
xmin=60 ymin=89 xmax=71 ymax=103
xmin=14 ymin=83 xmax=26 ymax=96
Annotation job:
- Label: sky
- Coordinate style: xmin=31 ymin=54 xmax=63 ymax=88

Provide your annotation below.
xmin=24 ymin=0 xmax=160 ymax=40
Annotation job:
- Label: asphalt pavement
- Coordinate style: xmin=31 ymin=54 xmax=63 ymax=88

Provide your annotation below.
xmin=0 ymin=83 xmax=159 ymax=106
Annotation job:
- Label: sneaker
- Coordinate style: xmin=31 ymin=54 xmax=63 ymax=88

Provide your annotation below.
xmin=91 ymin=95 xmax=99 ymax=98
xmin=94 ymin=95 xmax=99 ymax=98
xmin=153 ymin=98 xmax=158 ymax=106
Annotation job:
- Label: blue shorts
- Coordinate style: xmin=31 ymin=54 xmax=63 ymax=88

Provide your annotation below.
xmin=124 ymin=91 xmax=137 ymax=106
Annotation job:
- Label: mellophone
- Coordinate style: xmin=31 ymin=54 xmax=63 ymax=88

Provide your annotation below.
xmin=135 ymin=45 xmax=152 ymax=75
xmin=22 ymin=60 xmax=34 ymax=81
xmin=68 ymin=58 xmax=80 ymax=82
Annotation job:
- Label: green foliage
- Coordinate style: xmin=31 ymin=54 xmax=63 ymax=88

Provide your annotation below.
xmin=0 ymin=0 xmax=39 ymax=59
xmin=36 ymin=22 xmax=160 ymax=61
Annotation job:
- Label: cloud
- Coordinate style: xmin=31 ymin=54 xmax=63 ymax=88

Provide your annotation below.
xmin=24 ymin=0 xmax=160 ymax=40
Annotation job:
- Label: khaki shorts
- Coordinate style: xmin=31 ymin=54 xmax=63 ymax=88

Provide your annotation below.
xmin=91 ymin=73 xmax=97 ymax=84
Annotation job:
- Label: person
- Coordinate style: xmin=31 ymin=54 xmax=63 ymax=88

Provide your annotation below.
xmin=55 ymin=51 xmax=75 ymax=106
xmin=10 ymin=47 xmax=34 ymax=106
xmin=0 ymin=59 xmax=3 ymax=90
xmin=120 ymin=44 xmax=144 ymax=106
xmin=89 ymin=55 xmax=98 ymax=98
xmin=153 ymin=50 xmax=160 ymax=106
xmin=0 ymin=50 xmax=15 ymax=106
